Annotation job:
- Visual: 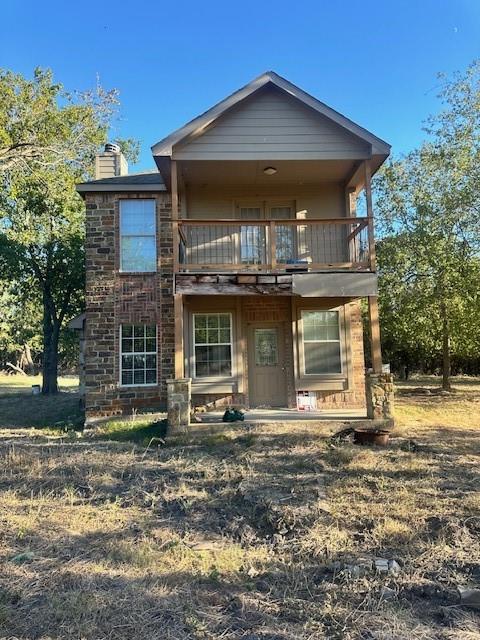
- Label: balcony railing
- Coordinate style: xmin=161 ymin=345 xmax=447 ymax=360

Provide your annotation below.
xmin=177 ymin=217 xmax=371 ymax=272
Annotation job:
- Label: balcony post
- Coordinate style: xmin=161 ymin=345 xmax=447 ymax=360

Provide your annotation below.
xmin=345 ymin=186 xmax=356 ymax=262
xmin=171 ymin=159 xmax=179 ymax=273
xmin=269 ymin=220 xmax=277 ymax=270
xmin=364 ymin=159 xmax=376 ymax=270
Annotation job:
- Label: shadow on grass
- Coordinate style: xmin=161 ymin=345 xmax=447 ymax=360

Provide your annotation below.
xmin=0 ymin=392 xmax=83 ymax=430
xmin=93 ymin=418 xmax=168 ymax=444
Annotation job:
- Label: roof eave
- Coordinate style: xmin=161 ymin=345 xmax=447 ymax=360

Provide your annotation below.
xmin=76 ymin=183 xmax=166 ymax=194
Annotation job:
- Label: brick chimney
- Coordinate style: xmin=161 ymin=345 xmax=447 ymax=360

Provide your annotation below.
xmin=94 ymin=143 xmax=128 ymax=180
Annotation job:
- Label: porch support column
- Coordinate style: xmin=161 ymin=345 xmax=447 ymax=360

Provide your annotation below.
xmin=174 ymin=293 xmax=184 ymax=379
xmin=168 ymin=293 xmax=191 ymax=433
xmin=368 ymin=295 xmax=383 ymax=374
xmin=363 ymin=159 xmax=382 ymax=373
xmin=167 ymin=377 xmax=191 ymax=433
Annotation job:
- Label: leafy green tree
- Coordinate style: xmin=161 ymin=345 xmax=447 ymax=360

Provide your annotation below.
xmin=0 ymin=167 xmax=84 ymax=392
xmin=0 ymin=68 xmax=119 ymax=175
xmin=375 ymin=61 xmax=480 ymax=389
xmin=0 ymin=279 xmax=42 ymax=372
xmin=376 ymin=236 xmax=480 ymax=379
xmin=0 ymin=68 xmax=138 ymax=393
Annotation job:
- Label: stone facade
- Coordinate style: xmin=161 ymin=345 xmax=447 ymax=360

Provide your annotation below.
xmin=167 ymin=378 xmax=191 ymax=432
xmin=84 ymin=191 xmax=174 ymax=420
xmin=365 ymin=372 xmax=395 ymax=425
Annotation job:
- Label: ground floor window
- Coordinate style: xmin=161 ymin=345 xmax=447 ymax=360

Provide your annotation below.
xmin=301 ymin=310 xmax=342 ymax=374
xmin=120 ymin=325 xmax=157 ymax=385
xmin=193 ymin=313 xmax=232 ymax=378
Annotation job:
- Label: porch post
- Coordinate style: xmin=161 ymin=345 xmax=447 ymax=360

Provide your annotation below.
xmin=363 ymin=159 xmax=382 ymax=373
xmin=368 ymin=295 xmax=383 ymax=374
xmin=174 ymin=293 xmax=184 ymax=378
xmin=171 ymin=160 xmax=186 ymax=379
xmin=168 ymin=160 xmax=191 ymax=433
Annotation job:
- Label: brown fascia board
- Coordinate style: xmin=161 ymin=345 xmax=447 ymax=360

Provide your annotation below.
xmin=151 ymin=71 xmax=391 ymax=159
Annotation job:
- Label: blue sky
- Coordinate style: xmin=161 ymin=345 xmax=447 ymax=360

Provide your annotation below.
xmin=2 ymin=0 xmax=480 ymax=171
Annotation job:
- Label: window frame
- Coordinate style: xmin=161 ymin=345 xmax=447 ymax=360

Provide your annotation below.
xmin=119 ymin=199 xmax=157 ymax=273
xmin=119 ymin=324 xmax=158 ymax=387
xmin=298 ymin=307 xmax=345 ymax=378
xmin=192 ymin=312 xmax=234 ymax=380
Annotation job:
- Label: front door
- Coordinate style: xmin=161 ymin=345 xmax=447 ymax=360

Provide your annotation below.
xmin=248 ymin=323 xmax=287 ymax=407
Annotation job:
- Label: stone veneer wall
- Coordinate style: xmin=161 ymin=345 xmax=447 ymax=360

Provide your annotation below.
xmin=84 ymin=191 xmax=174 ymax=420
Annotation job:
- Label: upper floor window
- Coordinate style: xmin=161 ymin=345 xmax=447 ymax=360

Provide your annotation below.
xmin=301 ymin=310 xmax=342 ymax=374
xmin=120 ymin=200 xmax=156 ymax=272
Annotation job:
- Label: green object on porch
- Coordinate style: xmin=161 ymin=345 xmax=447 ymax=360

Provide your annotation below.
xmin=222 ymin=408 xmax=245 ymax=423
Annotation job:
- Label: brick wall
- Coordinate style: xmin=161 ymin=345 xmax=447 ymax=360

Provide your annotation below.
xmin=84 ymin=191 xmax=174 ymax=420
xmin=315 ymin=300 xmax=366 ymax=410
xmin=84 ymin=191 xmax=366 ymax=419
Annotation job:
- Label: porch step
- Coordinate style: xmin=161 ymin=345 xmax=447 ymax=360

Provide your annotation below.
xmin=186 ymin=417 xmax=375 ymax=438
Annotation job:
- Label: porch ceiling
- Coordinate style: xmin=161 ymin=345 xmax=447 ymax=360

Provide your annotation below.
xmin=180 ymin=159 xmax=358 ymax=186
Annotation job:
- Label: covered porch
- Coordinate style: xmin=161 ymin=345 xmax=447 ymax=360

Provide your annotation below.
xmin=175 ymin=294 xmax=368 ymax=413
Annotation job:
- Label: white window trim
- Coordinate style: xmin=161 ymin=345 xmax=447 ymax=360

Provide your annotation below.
xmin=119 ymin=199 xmax=157 ymax=273
xmin=119 ymin=324 xmax=158 ymax=387
xmin=192 ymin=312 xmax=234 ymax=380
xmin=300 ymin=309 xmax=344 ymax=376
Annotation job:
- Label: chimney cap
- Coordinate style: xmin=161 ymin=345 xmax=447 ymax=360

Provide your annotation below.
xmin=104 ymin=142 xmax=121 ymax=153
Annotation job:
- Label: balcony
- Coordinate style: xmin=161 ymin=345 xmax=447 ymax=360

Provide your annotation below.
xmin=177 ymin=217 xmax=371 ymax=272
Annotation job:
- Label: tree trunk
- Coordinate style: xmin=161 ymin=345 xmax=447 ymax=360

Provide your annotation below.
xmin=19 ymin=344 xmax=35 ymax=375
xmin=42 ymin=290 xmax=60 ymax=394
xmin=440 ymin=301 xmax=451 ymax=391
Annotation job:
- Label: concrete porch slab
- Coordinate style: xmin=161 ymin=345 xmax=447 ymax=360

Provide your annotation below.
xmin=196 ymin=407 xmax=366 ymax=424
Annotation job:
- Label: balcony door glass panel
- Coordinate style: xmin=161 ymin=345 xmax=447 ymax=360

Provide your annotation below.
xmin=269 ymin=205 xmax=296 ymax=264
xmin=239 ymin=206 xmax=265 ymax=265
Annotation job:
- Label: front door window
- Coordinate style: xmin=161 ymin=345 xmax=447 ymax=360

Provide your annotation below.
xmin=255 ymin=328 xmax=278 ymax=366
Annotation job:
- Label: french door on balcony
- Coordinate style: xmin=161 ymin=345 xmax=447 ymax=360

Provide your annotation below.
xmin=237 ymin=201 xmax=297 ymax=265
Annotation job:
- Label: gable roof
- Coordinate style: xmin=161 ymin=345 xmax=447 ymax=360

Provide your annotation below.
xmin=151 ymin=71 xmax=391 ymax=158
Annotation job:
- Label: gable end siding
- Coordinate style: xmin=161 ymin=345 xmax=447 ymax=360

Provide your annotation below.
xmin=173 ymin=86 xmax=371 ymax=161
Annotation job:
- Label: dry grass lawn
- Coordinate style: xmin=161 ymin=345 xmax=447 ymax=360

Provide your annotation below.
xmin=0 ymin=374 xmax=82 ymax=430
xmin=0 ymin=375 xmax=478 ymax=639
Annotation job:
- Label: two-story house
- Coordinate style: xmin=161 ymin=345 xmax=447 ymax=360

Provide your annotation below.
xmin=77 ymin=71 xmax=392 ymax=426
